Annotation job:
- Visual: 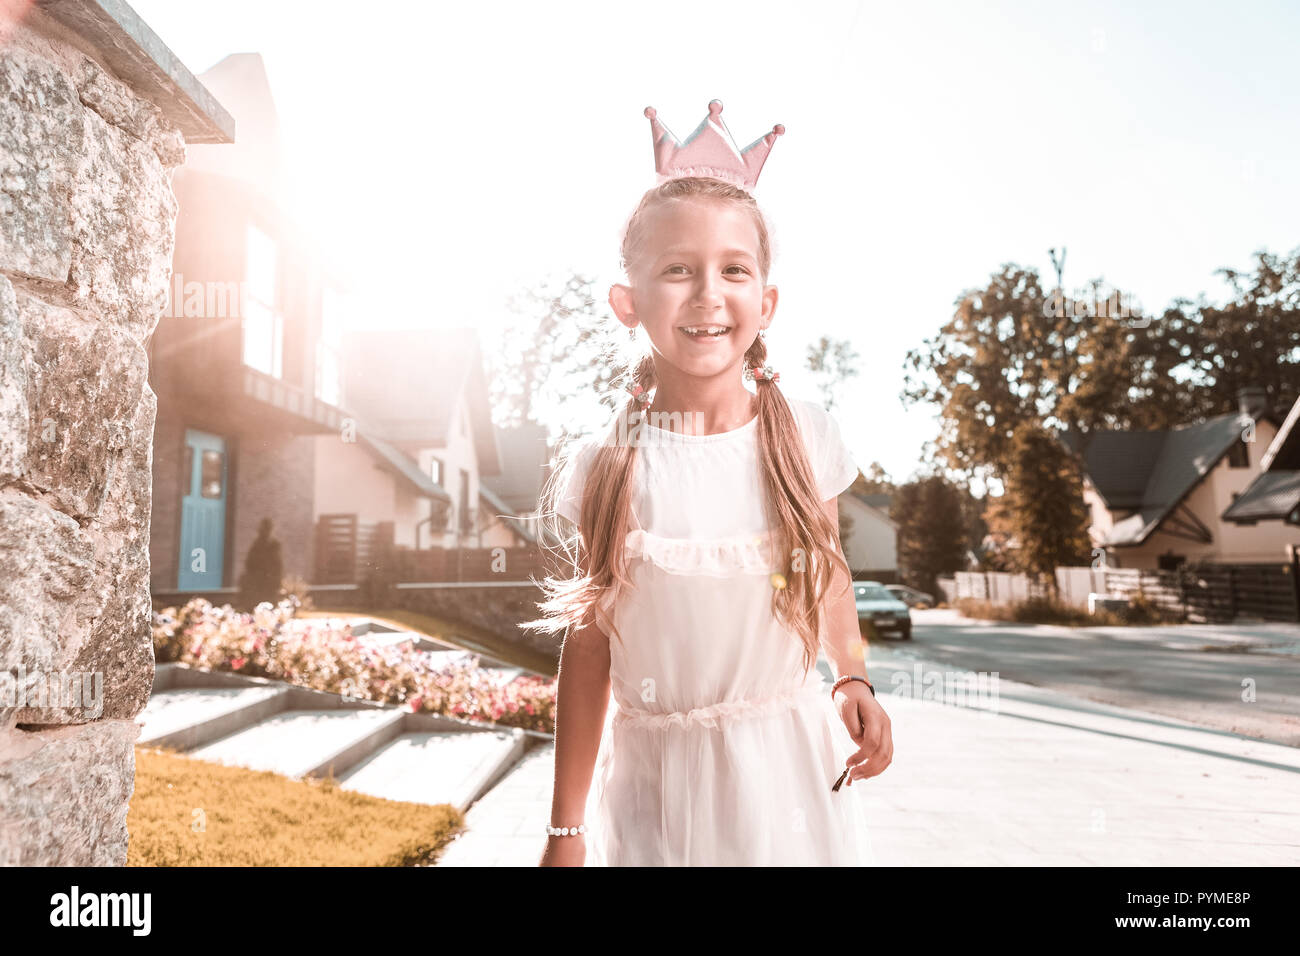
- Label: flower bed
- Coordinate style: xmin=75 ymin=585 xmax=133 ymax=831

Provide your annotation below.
xmin=151 ymin=597 xmax=555 ymax=733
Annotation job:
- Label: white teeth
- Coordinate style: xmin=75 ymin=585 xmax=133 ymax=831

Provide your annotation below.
xmin=682 ymin=326 xmax=729 ymax=335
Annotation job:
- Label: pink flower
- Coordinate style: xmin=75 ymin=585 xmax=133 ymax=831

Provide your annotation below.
xmin=231 ymin=657 xmax=247 ymax=670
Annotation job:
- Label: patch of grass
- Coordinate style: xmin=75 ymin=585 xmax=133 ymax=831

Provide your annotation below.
xmin=127 ymin=746 xmax=464 ymax=866
xmin=956 ymin=593 xmax=1184 ymax=627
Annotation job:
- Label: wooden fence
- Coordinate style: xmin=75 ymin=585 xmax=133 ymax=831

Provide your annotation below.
xmin=393 ymin=545 xmax=554 ymax=583
xmin=314 ymin=514 xmax=559 ymax=585
xmin=314 ymin=515 xmax=395 ymax=585
xmin=951 ymin=559 xmax=1300 ymax=623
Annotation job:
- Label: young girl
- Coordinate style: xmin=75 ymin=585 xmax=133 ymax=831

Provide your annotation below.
xmin=527 ymin=112 xmax=892 ymax=866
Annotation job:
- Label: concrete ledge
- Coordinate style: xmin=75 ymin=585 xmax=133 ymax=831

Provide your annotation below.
xmin=34 ymin=0 xmax=235 ymax=142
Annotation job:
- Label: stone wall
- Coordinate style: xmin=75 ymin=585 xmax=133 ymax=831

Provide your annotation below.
xmin=0 ymin=18 xmax=187 ymax=865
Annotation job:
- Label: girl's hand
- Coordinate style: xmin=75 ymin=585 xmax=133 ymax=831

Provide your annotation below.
xmin=833 ymin=681 xmax=893 ymax=785
xmin=539 ymin=834 xmax=586 ymax=867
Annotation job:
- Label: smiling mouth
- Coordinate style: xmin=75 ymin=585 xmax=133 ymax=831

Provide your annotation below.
xmin=679 ymin=325 xmax=732 ymax=337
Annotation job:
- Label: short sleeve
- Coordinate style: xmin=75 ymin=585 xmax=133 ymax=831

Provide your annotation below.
xmin=796 ymin=400 xmax=859 ymax=500
xmin=553 ymin=438 xmax=598 ymax=525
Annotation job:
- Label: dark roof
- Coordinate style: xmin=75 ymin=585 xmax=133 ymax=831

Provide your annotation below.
xmin=358 ymin=432 xmax=449 ymax=501
xmin=843 ymin=491 xmax=897 ymax=529
xmin=1221 ymin=471 xmax=1300 ymax=523
xmin=478 ymin=483 xmax=537 ymax=544
xmin=1223 ymin=395 xmax=1300 ymax=524
xmin=1067 ymin=408 xmax=1282 ymax=546
xmin=1262 ymin=394 xmax=1300 ymax=471
xmin=481 ymin=422 xmax=551 ymax=513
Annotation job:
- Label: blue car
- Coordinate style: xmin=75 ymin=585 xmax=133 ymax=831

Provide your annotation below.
xmin=854 ymin=581 xmax=912 ymax=640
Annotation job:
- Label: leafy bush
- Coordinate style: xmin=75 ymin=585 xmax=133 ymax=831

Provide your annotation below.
xmin=279 ymin=573 xmax=314 ymax=611
xmin=151 ymin=597 xmax=556 ymax=732
xmin=955 ymin=593 xmax=1183 ymax=626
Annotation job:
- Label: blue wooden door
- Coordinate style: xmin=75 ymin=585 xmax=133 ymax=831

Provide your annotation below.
xmin=178 ymin=429 xmax=227 ymax=589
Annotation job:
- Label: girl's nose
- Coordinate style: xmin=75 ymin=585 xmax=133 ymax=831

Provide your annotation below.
xmin=691 ymin=277 xmax=725 ymax=307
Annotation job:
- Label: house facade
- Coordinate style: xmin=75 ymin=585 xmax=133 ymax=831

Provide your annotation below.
xmin=840 ymin=492 xmax=899 ymax=581
xmin=148 ymin=53 xmax=353 ymax=597
xmin=1065 ymin=386 xmax=1294 ymax=569
xmin=311 ymin=327 xmax=537 ymax=579
xmin=1223 ymin=393 xmax=1300 ymax=530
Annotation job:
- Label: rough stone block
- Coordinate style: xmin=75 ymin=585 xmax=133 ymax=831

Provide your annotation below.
xmin=0 ymin=717 xmax=140 ymax=865
xmin=3 ymin=281 xmax=148 ymax=521
xmin=0 ymin=45 xmax=84 ymax=283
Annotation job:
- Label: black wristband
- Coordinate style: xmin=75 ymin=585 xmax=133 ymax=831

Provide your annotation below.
xmin=831 ymin=675 xmax=874 ymax=698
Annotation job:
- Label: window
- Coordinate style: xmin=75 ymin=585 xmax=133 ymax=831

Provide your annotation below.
xmin=459 ymin=469 xmax=471 ymax=533
xmin=428 ymin=456 xmax=442 ymax=485
xmin=200 ymin=450 xmax=224 ymax=498
xmin=242 ymin=224 xmax=283 ymax=378
xmin=315 ymin=285 xmax=343 ymax=406
xmin=1227 ymin=440 xmax=1248 ymax=468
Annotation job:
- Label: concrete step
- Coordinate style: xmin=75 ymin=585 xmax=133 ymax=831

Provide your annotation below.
xmin=137 ymin=685 xmax=292 ymax=750
xmin=435 ymin=741 xmax=556 ymax=866
xmin=338 ymin=728 xmax=529 ymax=812
xmin=143 ymin=665 xmax=543 ymax=810
xmin=186 ymin=706 xmax=408 ymax=779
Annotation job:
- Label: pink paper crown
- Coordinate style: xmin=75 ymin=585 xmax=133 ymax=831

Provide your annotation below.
xmin=644 ymin=99 xmax=784 ymax=192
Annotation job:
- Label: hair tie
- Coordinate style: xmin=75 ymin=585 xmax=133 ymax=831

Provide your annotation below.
xmin=627 ymin=382 xmax=653 ymax=405
xmin=744 ymin=364 xmax=780 ymax=384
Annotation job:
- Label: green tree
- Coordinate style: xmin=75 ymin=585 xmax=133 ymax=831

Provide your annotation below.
xmin=852 ymin=462 xmax=895 ymax=496
xmin=903 ymin=250 xmax=1300 ymax=492
xmin=892 ymin=476 xmax=970 ymax=597
xmin=488 ymin=272 xmax=627 ymax=433
xmin=902 ymin=264 xmax=1152 ymax=486
xmin=806 ymin=336 xmax=861 ymax=412
xmin=1161 ymin=247 xmax=1300 ymax=419
xmin=999 ymin=423 xmax=1093 ymax=589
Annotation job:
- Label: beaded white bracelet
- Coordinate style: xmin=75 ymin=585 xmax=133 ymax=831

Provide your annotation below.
xmin=545 ymin=823 xmax=587 ymax=836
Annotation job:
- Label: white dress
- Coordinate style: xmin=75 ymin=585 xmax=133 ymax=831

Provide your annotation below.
xmin=555 ymin=396 xmax=878 ymax=866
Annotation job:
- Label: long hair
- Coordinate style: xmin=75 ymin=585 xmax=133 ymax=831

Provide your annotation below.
xmin=521 ymin=176 xmax=851 ymax=679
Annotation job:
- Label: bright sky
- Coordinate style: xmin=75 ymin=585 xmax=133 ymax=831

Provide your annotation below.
xmin=127 ymin=0 xmax=1300 ymax=489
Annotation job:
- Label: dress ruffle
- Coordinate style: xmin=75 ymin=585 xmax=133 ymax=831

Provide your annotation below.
xmin=624 ymin=527 xmax=779 ymax=576
xmin=613 ymin=681 xmax=826 ymax=731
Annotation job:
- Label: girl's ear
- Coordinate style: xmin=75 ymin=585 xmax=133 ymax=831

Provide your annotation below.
xmin=761 ymin=283 xmax=779 ymax=324
xmin=609 ymin=283 xmax=637 ymax=326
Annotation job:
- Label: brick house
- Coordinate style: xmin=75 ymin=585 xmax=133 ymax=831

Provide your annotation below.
xmin=148 ymin=53 xmax=353 ymax=599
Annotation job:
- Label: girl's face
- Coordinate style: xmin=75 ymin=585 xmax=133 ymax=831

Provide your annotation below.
xmin=612 ymin=198 xmax=777 ymax=383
